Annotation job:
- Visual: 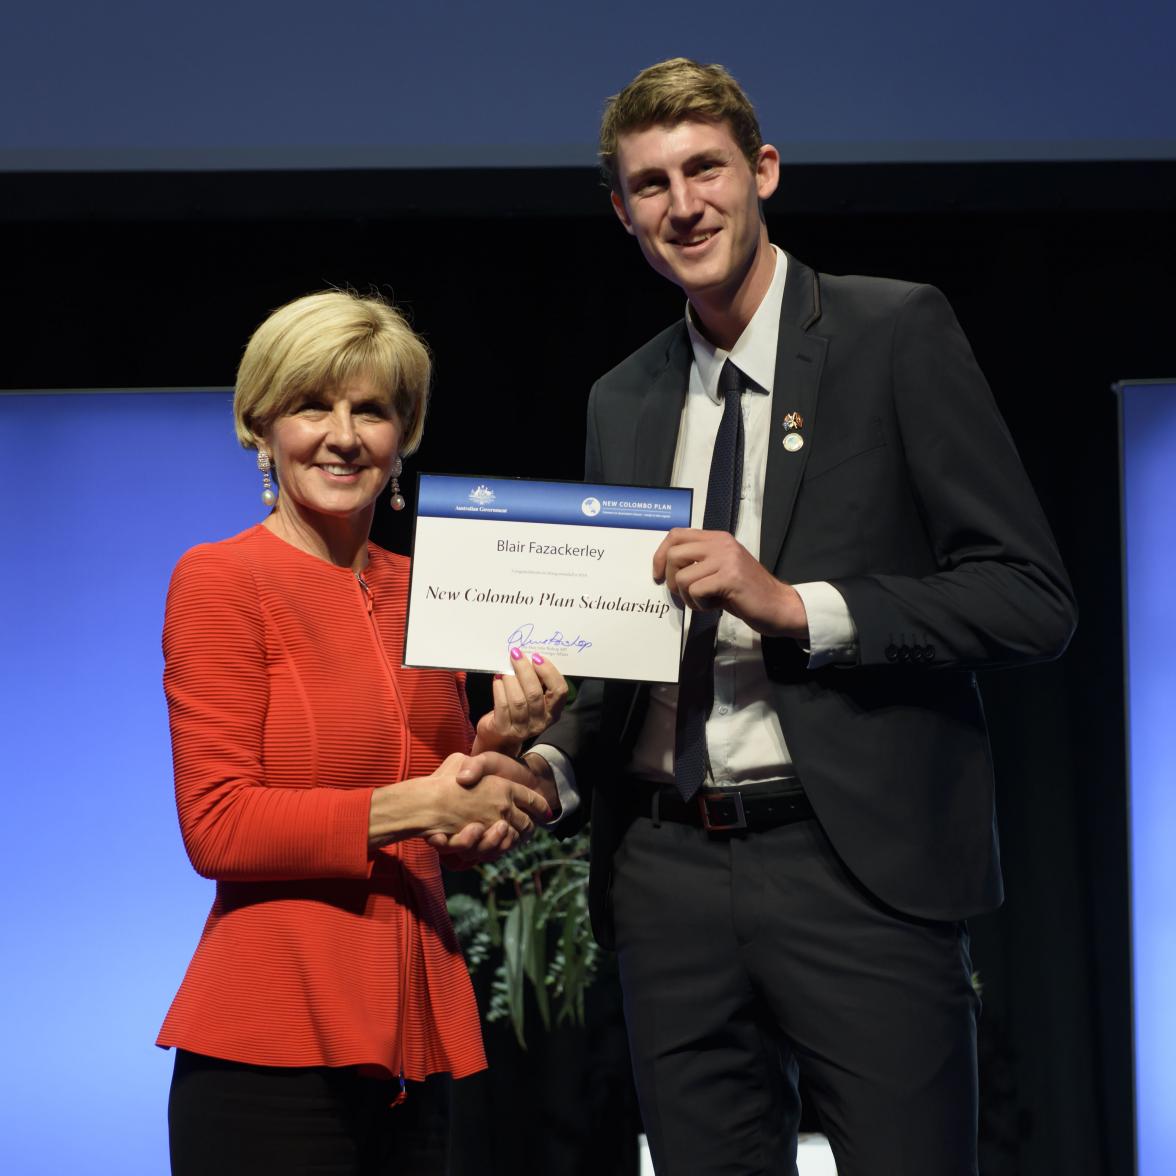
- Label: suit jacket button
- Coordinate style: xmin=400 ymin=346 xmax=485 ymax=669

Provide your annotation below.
xmin=924 ymin=644 xmax=936 ymax=661
xmin=885 ymin=644 xmax=898 ymax=662
xmin=898 ymin=645 xmax=911 ymax=662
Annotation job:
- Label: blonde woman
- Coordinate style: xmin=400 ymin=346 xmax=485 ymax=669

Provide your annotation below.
xmin=158 ymin=290 xmax=564 ymax=1174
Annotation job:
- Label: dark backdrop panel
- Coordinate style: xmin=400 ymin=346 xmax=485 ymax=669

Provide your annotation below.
xmin=4 ymin=167 xmax=1171 ymax=1175
xmin=6 ymin=159 xmax=1176 ymax=221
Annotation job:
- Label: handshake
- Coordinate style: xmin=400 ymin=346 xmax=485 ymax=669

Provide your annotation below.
xmin=423 ymin=642 xmax=568 ymax=865
xmin=422 ymin=750 xmax=561 ymax=868
xmin=368 ymin=649 xmax=566 ymax=863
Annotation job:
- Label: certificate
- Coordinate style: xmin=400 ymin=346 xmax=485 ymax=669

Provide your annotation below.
xmin=404 ymin=475 xmax=692 ymax=682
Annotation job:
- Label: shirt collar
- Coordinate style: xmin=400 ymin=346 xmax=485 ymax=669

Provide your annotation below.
xmin=685 ymin=246 xmax=789 ymax=404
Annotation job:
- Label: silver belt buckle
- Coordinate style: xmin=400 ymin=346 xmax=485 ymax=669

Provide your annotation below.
xmin=698 ymin=790 xmax=747 ymax=831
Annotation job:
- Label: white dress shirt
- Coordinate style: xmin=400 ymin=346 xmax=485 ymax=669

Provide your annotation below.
xmin=538 ymin=248 xmax=857 ymax=814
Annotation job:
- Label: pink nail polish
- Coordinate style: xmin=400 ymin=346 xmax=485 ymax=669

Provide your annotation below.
xmin=531 ymin=654 xmax=545 ymax=665
xmin=510 ymin=647 xmax=522 ymax=660
xmin=493 ymin=673 xmax=503 ymax=680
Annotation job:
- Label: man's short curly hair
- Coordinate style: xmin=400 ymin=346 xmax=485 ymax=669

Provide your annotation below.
xmin=598 ymin=58 xmax=763 ymax=192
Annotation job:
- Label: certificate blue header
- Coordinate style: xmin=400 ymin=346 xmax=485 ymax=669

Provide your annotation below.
xmin=418 ymin=475 xmax=691 ymax=530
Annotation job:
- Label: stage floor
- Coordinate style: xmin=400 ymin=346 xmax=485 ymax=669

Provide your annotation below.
xmin=638 ymin=1133 xmax=837 ymax=1174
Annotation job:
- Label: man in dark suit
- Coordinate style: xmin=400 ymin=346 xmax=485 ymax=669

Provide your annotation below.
xmin=518 ymin=58 xmax=1076 ymax=1175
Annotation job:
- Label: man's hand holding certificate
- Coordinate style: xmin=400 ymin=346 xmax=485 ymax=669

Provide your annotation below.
xmin=405 ymin=475 xmax=691 ymax=682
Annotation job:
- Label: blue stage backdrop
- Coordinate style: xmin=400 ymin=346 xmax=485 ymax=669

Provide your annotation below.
xmin=4 ymin=385 xmax=1173 ymax=1172
xmin=0 ymin=390 xmax=260 ymax=1175
xmin=2 ymin=0 xmax=1174 ymax=169
xmin=1118 ymin=379 xmax=1176 ymax=1176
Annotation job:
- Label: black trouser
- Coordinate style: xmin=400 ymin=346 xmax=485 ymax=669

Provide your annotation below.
xmin=168 ymin=1050 xmax=407 ymax=1176
xmin=612 ymin=812 xmax=980 ymax=1176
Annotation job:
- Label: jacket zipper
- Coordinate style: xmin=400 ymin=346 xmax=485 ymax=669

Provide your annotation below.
xmin=354 ymin=569 xmax=412 ymax=1102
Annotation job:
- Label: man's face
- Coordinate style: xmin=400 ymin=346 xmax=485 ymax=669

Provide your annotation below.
xmin=610 ymin=119 xmax=779 ymax=305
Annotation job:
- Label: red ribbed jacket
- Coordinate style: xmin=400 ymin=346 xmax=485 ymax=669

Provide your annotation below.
xmin=156 ymin=524 xmax=486 ymax=1080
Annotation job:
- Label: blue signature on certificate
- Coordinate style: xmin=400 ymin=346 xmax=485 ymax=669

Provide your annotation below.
xmin=507 ymin=622 xmax=593 ymax=654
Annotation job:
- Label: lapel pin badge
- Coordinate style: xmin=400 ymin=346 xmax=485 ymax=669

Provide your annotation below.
xmin=782 ymin=412 xmax=805 ymax=452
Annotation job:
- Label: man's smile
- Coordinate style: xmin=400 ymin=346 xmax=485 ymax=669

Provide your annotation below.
xmin=672 ymin=229 xmax=719 ymax=249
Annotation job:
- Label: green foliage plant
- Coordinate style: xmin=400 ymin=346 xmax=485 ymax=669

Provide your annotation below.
xmin=447 ymin=826 xmax=597 ymax=1049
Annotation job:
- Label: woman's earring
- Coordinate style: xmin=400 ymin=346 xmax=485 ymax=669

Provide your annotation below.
xmin=389 ymin=456 xmax=405 ymax=511
xmin=258 ymin=450 xmax=278 ymax=507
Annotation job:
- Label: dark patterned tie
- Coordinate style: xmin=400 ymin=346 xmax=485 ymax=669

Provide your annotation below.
xmin=673 ymin=359 xmax=745 ymax=802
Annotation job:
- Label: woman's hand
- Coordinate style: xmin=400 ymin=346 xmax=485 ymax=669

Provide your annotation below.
xmin=368 ymin=751 xmax=552 ymax=852
xmin=471 ymin=649 xmax=568 ymax=757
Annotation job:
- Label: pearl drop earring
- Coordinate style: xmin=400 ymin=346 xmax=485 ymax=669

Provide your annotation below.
xmin=390 ymin=456 xmax=405 ymax=511
xmin=257 ymin=450 xmax=278 ymax=507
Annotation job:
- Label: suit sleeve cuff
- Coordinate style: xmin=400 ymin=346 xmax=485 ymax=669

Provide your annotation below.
xmin=527 ymin=744 xmax=581 ymax=826
xmin=792 ymin=581 xmax=859 ymax=668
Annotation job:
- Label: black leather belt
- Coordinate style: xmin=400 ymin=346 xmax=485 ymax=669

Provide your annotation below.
xmin=628 ymin=777 xmax=814 ymax=833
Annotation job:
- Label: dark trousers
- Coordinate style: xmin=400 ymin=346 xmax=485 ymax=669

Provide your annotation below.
xmin=611 ymin=813 xmax=980 ymax=1176
xmin=168 ymin=1050 xmax=408 ymax=1176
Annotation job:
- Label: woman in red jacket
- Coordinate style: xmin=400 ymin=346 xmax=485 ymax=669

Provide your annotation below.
xmin=158 ymin=290 xmax=565 ymax=1175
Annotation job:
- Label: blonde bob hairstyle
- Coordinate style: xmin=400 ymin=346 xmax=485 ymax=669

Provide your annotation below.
xmin=599 ymin=57 xmax=763 ymax=193
xmin=233 ymin=289 xmax=431 ymax=456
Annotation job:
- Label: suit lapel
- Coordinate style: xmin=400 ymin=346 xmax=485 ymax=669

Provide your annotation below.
xmin=611 ymin=329 xmax=690 ymax=751
xmin=632 ymin=329 xmax=691 ymax=488
xmin=621 ymin=265 xmax=824 ymax=565
xmin=759 ymin=257 xmax=827 ymax=569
